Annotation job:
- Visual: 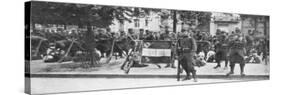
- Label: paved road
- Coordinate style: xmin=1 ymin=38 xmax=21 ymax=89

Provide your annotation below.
xmin=30 ymin=59 xmax=270 ymax=76
xmin=30 ymin=77 xmax=265 ymax=94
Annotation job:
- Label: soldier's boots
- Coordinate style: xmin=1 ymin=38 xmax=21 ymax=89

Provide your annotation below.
xmin=193 ymin=78 xmax=198 ymax=82
xmin=240 ymin=64 xmax=246 ymax=77
xmin=164 ymin=64 xmax=170 ymax=68
xmin=240 ymin=72 xmax=246 ymax=77
xmin=179 ymin=68 xmax=183 ymax=74
xmin=226 ymin=71 xmax=234 ymax=76
xmin=182 ymin=72 xmax=198 ymax=82
xmin=226 ymin=64 xmax=235 ymax=76
xmin=223 ymin=66 xmax=228 ymax=70
xmin=165 ymin=64 xmax=176 ymax=68
xmin=213 ymin=65 xmax=221 ymax=69
xmin=171 ymin=64 xmax=176 ymax=68
xmin=192 ymin=72 xmax=198 ymax=82
xmin=182 ymin=76 xmax=191 ymax=81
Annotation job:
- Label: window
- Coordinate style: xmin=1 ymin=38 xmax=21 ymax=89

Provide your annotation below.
xmin=134 ymin=19 xmax=140 ymax=28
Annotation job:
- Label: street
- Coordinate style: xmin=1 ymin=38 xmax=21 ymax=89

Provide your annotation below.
xmin=30 ymin=77 xmax=262 ymax=94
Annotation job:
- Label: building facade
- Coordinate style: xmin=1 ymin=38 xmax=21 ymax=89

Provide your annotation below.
xmin=210 ymin=12 xmax=241 ymax=36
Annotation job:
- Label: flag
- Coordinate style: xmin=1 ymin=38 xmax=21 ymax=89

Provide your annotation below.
xmin=141 ymin=40 xmax=173 ymax=63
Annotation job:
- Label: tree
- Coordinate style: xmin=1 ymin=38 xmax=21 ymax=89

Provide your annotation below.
xmin=178 ymin=11 xmax=211 ymax=28
xmin=30 ymin=1 xmax=134 ymax=66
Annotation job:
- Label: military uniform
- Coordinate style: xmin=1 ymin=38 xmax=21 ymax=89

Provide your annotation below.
xmin=178 ymin=36 xmax=197 ymax=81
xmin=160 ymin=32 xmax=176 ymax=68
xmin=214 ymin=34 xmax=229 ymax=69
xmin=160 ymin=32 xmax=176 ymax=41
xmin=97 ymin=32 xmax=110 ymax=41
xmin=117 ymin=32 xmax=127 ymax=41
xmin=245 ymin=34 xmax=255 ymax=55
xmin=227 ymin=35 xmax=246 ymax=76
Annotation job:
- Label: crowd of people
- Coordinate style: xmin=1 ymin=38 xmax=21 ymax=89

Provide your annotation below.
xmin=31 ymin=26 xmax=268 ymax=64
xmin=30 ymin=26 xmax=269 ymax=81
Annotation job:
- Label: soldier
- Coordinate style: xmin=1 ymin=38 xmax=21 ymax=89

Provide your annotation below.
xmin=178 ymin=30 xmax=198 ymax=82
xmin=245 ymin=30 xmax=255 ymax=55
xmin=160 ymin=26 xmax=176 ymax=41
xmin=128 ymin=29 xmax=138 ymax=40
xmin=139 ymin=29 xmax=145 ymax=40
xmin=226 ymin=31 xmax=247 ymax=76
xmin=97 ymin=29 xmax=110 ymax=41
xmin=145 ymin=30 xmax=154 ymax=40
xmin=214 ymin=31 xmax=229 ymax=69
xmin=105 ymin=28 xmax=113 ymax=38
xmin=116 ymin=31 xmax=127 ymax=41
xmin=160 ymin=27 xmax=176 ymax=68
xmin=153 ymin=32 xmax=160 ymax=40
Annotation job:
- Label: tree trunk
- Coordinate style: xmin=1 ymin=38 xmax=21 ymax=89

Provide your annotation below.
xmin=58 ymin=39 xmax=74 ymax=63
xmin=86 ymin=24 xmax=95 ymax=66
xmin=254 ymin=16 xmax=258 ymax=32
xmin=34 ymin=40 xmax=43 ymax=56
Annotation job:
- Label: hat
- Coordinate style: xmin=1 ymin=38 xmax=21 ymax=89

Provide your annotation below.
xmin=49 ymin=43 xmax=55 ymax=46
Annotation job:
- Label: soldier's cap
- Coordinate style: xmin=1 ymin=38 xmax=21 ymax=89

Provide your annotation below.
xmin=49 ymin=43 xmax=55 ymax=46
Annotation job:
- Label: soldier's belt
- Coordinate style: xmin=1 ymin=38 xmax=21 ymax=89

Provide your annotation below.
xmin=182 ymin=48 xmax=190 ymax=50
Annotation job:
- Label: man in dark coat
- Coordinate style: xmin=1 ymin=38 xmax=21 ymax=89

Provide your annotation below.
xmin=144 ymin=30 xmax=154 ymax=40
xmin=227 ymin=33 xmax=246 ymax=76
xmin=160 ymin=28 xmax=176 ymax=68
xmin=178 ymin=30 xmax=198 ymax=82
xmin=245 ymin=30 xmax=255 ymax=55
xmin=160 ymin=30 xmax=175 ymax=41
xmin=214 ymin=32 xmax=229 ymax=69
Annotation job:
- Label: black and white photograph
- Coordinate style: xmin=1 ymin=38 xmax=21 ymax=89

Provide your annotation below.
xmin=25 ymin=1 xmax=270 ymax=94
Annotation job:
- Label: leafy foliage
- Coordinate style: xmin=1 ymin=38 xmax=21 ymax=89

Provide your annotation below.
xmin=30 ymin=1 xmax=133 ymax=27
xmin=178 ymin=11 xmax=211 ymax=26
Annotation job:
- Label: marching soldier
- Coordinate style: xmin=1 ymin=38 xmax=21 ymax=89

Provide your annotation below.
xmin=226 ymin=30 xmax=247 ymax=76
xmin=178 ymin=30 xmax=198 ymax=82
xmin=214 ymin=31 xmax=229 ymax=69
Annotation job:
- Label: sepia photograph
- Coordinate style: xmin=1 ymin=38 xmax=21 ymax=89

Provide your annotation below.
xmin=25 ymin=1 xmax=270 ymax=94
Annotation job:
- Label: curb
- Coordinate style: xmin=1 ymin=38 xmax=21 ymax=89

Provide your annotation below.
xmin=26 ymin=73 xmax=269 ymax=80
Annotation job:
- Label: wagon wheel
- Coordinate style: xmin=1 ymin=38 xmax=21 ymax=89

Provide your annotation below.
xmin=121 ymin=40 xmax=142 ymax=74
xmin=123 ymin=59 xmax=134 ymax=74
xmin=120 ymin=54 xmax=130 ymax=70
xmin=120 ymin=52 xmax=134 ymax=74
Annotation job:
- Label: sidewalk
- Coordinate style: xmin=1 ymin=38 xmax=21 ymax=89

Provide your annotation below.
xmin=27 ymin=58 xmax=270 ymax=79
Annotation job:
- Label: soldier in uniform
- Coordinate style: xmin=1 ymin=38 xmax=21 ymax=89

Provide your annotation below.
xmin=245 ymin=30 xmax=255 ymax=55
xmin=160 ymin=27 xmax=176 ymax=68
xmin=226 ymin=31 xmax=247 ymax=76
xmin=214 ymin=31 xmax=229 ymax=69
xmin=117 ymin=31 xmax=127 ymax=41
xmin=144 ymin=30 xmax=154 ymax=40
xmin=178 ymin=30 xmax=198 ymax=82
xmin=97 ymin=29 xmax=110 ymax=41
xmin=128 ymin=29 xmax=138 ymax=40
xmin=105 ymin=28 xmax=113 ymax=38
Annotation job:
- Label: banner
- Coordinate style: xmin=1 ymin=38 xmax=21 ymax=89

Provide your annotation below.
xmin=141 ymin=40 xmax=173 ymax=63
